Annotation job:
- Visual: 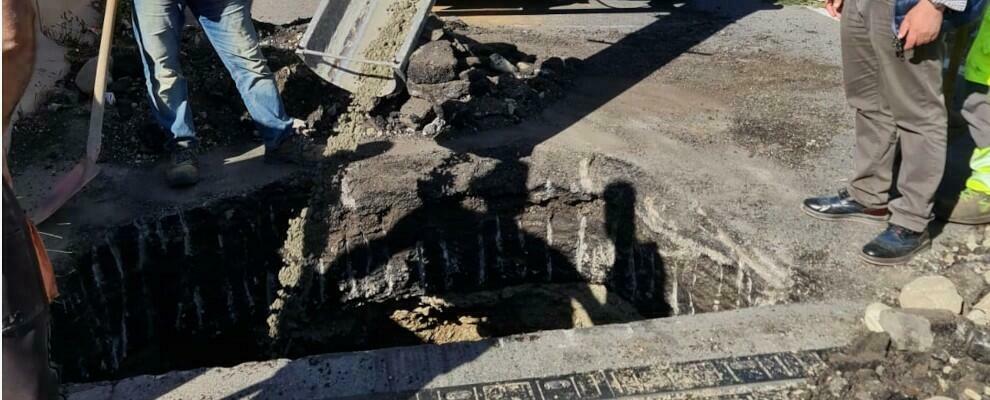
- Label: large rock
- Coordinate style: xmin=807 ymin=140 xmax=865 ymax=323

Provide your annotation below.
xmin=407 ymin=41 xmax=458 ymax=84
xmin=407 ymin=80 xmax=470 ymax=104
xmin=863 ymin=302 xmax=891 ymax=332
xmin=954 ymin=320 xmax=990 ymax=363
xmin=75 ymin=56 xmax=112 ymax=95
xmin=895 ymin=308 xmax=966 ymax=342
xmin=944 ymin=266 xmax=986 ymax=305
xmin=878 ymin=309 xmax=934 ymax=352
xmin=399 ymin=97 xmax=435 ymax=129
xmin=829 ymin=332 xmax=890 ymax=370
xmin=899 ymin=276 xmax=964 ymax=314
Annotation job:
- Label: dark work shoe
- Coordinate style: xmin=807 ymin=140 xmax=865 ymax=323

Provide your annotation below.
xmin=802 ymin=189 xmax=890 ymax=224
xmin=165 ymin=140 xmax=200 ymax=188
xmin=264 ymin=132 xmax=325 ymax=166
xmin=860 ymin=224 xmax=931 ymax=266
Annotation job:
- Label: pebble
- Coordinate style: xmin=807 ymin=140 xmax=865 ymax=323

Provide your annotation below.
xmin=899 ymin=276 xmax=964 ymax=314
xmin=489 ymin=53 xmax=518 ymax=74
xmin=864 ymin=302 xmax=891 ymax=332
xmin=879 ymin=309 xmax=934 ymax=352
xmin=926 ymin=397 xmax=954 ymax=400
xmin=964 ymin=388 xmax=982 ymax=400
xmin=826 ymin=376 xmax=848 ymax=397
xmin=983 ymin=271 xmax=990 ymax=285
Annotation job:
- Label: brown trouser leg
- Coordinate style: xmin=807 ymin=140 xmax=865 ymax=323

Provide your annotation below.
xmin=842 ymin=0 xmax=948 ymax=233
xmin=3 ymin=182 xmax=58 ymax=400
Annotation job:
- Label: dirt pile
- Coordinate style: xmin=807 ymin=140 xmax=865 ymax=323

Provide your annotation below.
xmin=803 ymin=271 xmax=990 ymax=400
xmin=381 ymin=17 xmax=580 ymax=136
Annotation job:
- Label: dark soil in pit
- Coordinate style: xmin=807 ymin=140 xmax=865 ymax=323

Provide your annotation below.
xmin=48 ymin=172 xmax=662 ymax=383
xmin=48 ymin=147 xmax=795 ymax=383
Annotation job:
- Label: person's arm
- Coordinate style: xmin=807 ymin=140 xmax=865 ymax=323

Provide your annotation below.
xmin=2 ymin=0 xmax=37 ymax=179
xmin=898 ymin=0 xmax=949 ymax=50
xmin=2 ymin=0 xmax=37 ymax=128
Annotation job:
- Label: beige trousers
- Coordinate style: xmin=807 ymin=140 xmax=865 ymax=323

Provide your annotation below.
xmin=842 ymin=0 xmax=948 ymax=232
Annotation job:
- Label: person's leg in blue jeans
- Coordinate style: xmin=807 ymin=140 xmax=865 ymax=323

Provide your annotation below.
xmin=132 ymin=0 xmax=322 ymax=187
xmin=186 ymin=0 xmax=293 ymax=147
xmin=131 ymin=0 xmax=197 ymax=143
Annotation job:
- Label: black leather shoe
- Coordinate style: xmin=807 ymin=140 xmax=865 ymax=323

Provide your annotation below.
xmin=860 ymin=224 xmax=931 ymax=266
xmin=802 ymin=189 xmax=889 ymax=223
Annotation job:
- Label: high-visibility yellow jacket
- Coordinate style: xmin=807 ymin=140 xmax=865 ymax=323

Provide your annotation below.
xmin=966 ymin=9 xmax=990 ymax=86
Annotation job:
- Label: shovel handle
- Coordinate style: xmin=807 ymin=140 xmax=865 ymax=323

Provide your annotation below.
xmin=87 ymin=0 xmax=119 ymax=162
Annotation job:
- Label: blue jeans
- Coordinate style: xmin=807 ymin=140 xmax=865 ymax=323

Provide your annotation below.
xmin=131 ymin=0 xmax=292 ymax=148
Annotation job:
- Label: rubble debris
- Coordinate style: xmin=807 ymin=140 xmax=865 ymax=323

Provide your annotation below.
xmin=805 ymin=273 xmax=990 ymax=400
xmin=373 ymin=25 xmax=577 ymax=135
xmin=488 ymin=53 xmax=518 ymax=74
xmin=398 ymin=97 xmax=435 ymax=129
xmin=826 ymin=332 xmax=890 ymax=370
xmin=864 ymin=302 xmax=891 ymax=333
xmin=968 ymin=294 xmax=990 ymax=326
xmin=878 ymin=309 xmax=935 ymax=352
xmin=462 ymin=56 xmax=482 ymax=69
xmin=75 ymin=56 xmax=110 ymax=95
xmin=516 ymin=61 xmax=535 ymax=76
xmin=899 ymin=275 xmax=964 ymax=314
xmin=407 ymin=80 xmax=471 ymax=104
xmin=406 ymin=40 xmax=459 ymax=84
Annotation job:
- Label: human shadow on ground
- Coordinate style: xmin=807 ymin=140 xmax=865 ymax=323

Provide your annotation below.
xmin=59 ymin=0 xmax=782 ymax=397
xmin=234 ymin=1 xmax=777 ymax=399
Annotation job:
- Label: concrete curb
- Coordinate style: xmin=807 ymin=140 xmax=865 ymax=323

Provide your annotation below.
xmin=66 ymin=301 xmax=863 ymax=399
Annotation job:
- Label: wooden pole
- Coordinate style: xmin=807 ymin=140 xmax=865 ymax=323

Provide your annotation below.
xmin=87 ymin=0 xmax=119 ymax=163
xmin=30 ymin=0 xmax=118 ymax=222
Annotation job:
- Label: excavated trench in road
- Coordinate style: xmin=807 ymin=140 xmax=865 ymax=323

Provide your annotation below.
xmin=50 ymin=157 xmax=795 ymax=384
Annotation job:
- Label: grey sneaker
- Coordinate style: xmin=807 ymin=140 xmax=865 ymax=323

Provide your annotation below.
xmin=264 ymin=131 xmax=325 ymax=166
xmin=165 ymin=140 xmax=200 ymax=187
